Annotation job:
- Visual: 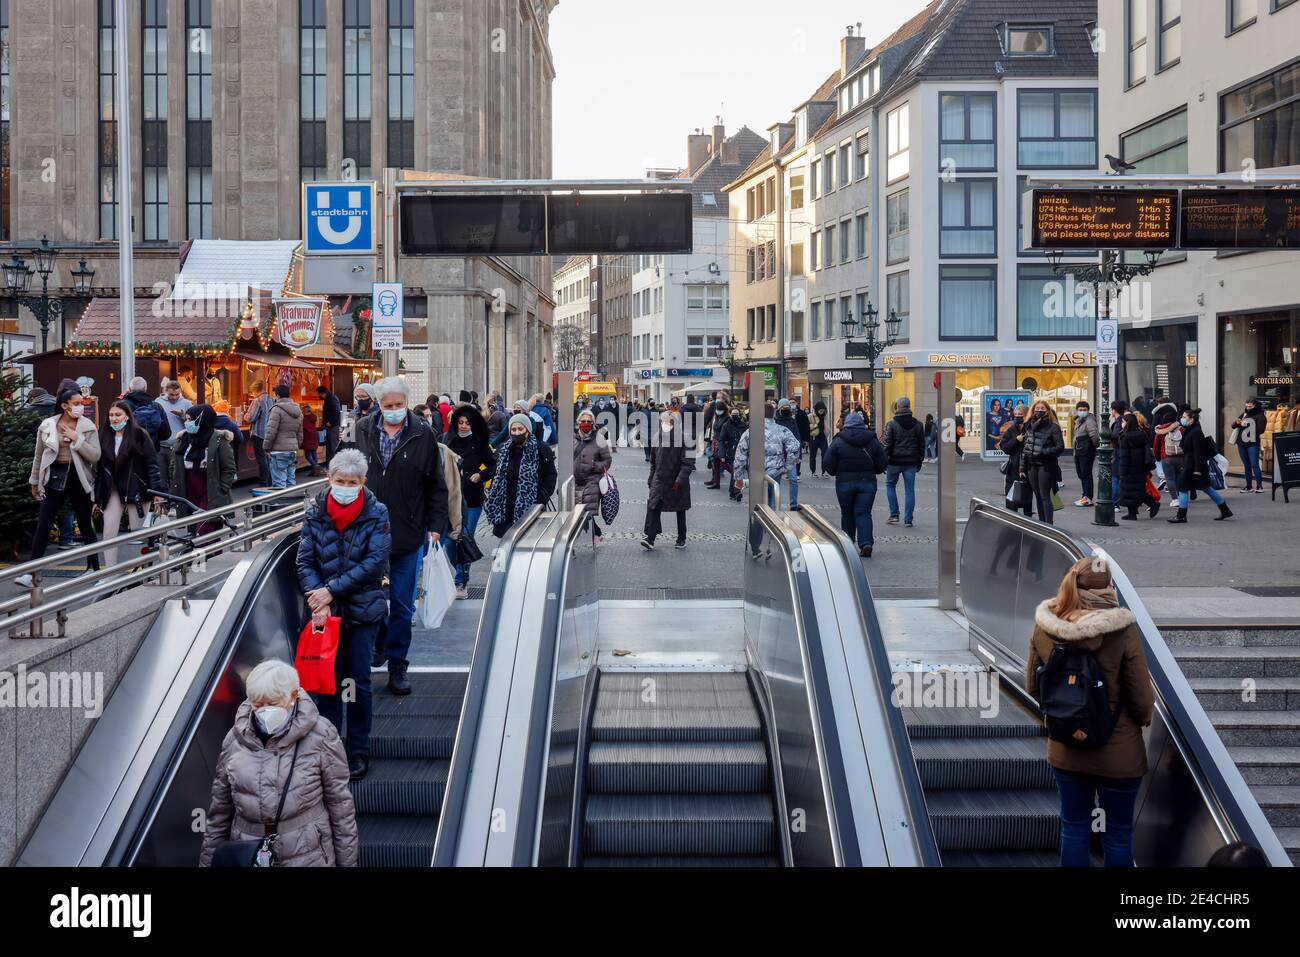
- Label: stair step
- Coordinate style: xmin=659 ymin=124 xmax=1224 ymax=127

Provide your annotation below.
xmin=372 ymin=672 xmax=469 ymax=694
xmin=356 ymin=814 xmax=441 ymax=868
xmin=372 ymin=693 xmax=467 ymax=717
xmin=1251 ymin=785 xmax=1300 ymax=828
xmin=1160 ymin=627 xmax=1300 ymax=648
xmin=590 ymin=706 xmax=762 ymax=742
xmin=1275 ymin=827 xmax=1300 ymax=866
xmin=901 ymin=703 xmax=1045 ymax=740
xmin=584 ymin=793 xmax=776 ymax=857
xmin=1171 ymin=646 xmax=1300 ymax=678
xmin=912 ymin=737 xmax=1052 ymax=791
xmin=924 ymin=789 xmax=1059 ymax=851
xmin=588 ymin=741 xmax=769 ymax=794
xmin=597 ymin=671 xmax=752 ymax=694
xmin=583 ymin=855 xmax=780 ymax=867
xmin=368 ymin=715 xmax=459 ymax=758
xmin=349 ymin=758 xmax=449 ymax=816
xmin=1188 ymin=677 xmax=1300 ymax=711
xmin=1208 ymin=711 xmax=1300 ymax=747
xmin=1227 ymin=747 xmax=1300 ymax=785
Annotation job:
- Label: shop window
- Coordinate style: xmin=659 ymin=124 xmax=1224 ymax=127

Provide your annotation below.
xmin=1016 ymin=367 xmax=1095 ymax=446
xmin=1219 ymin=310 xmax=1295 ymax=469
xmin=1119 ymin=322 xmax=1198 ymax=412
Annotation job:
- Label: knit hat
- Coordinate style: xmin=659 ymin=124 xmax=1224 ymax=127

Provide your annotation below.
xmin=844 ymin=412 xmax=865 ymax=427
xmin=1072 ymin=555 xmax=1113 ymax=591
xmin=778 ymin=398 xmax=791 ymax=410
xmin=509 ymin=413 xmax=533 ymax=433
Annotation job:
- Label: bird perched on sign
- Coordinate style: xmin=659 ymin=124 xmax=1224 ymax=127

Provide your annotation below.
xmin=1105 ymin=154 xmax=1137 ymax=174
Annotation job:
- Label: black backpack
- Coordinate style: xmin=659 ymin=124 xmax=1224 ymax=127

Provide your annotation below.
xmin=1034 ymin=644 xmax=1118 ymax=748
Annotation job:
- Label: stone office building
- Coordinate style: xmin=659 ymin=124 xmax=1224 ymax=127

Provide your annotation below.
xmin=1 ymin=0 xmax=557 ymax=401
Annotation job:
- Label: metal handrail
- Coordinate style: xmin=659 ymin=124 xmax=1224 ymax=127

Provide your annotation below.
xmin=3 ymin=480 xmax=326 ymax=638
xmin=764 ymin=473 xmax=781 ymax=512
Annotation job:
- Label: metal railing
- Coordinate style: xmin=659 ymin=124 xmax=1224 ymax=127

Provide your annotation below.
xmin=764 ymin=474 xmax=782 ymax=513
xmin=2 ymin=480 xmax=326 ymax=639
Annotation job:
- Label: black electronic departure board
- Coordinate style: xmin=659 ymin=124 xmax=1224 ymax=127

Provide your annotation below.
xmin=400 ymin=195 xmax=547 ymax=255
xmin=1180 ymin=189 xmax=1300 ymax=249
xmin=1030 ymin=189 xmax=1178 ymax=249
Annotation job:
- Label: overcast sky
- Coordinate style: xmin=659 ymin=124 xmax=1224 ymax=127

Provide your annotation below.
xmin=548 ymin=0 xmax=932 ymax=179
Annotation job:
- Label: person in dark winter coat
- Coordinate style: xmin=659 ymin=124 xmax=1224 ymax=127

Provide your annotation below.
xmin=315 ymin=386 xmax=342 ymax=467
xmin=296 ymin=449 xmax=392 ymax=779
xmin=1028 ymin=556 xmax=1153 ymax=867
xmin=1232 ymin=398 xmax=1268 ymax=492
xmin=484 ymin=414 xmax=557 ymax=537
xmin=717 ymin=407 xmax=747 ymax=501
xmin=1167 ymin=408 xmax=1232 ymax=523
xmin=823 ymin=411 xmax=888 ymax=557
xmin=774 ymin=399 xmax=803 ymax=509
xmin=808 ymin=402 xmax=830 ymax=474
xmin=444 ymin=404 xmax=494 ymax=592
xmin=1020 ymin=400 xmax=1065 ymax=525
xmin=998 ymin=405 xmax=1033 ymax=518
xmin=168 ymin=404 xmax=237 ymax=530
xmin=704 ymin=399 xmax=730 ymax=489
xmin=883 ymin=396 xmax=925 ymax=527
xmin=641 ymin=410 xmax=694 ymax=549
xmin=1114 ymin=414 xmax=1159 ymax=520
xmin=94 ymin=400 xmax=165 ymax=568
xmin=121 ymin=376 xmax=171 ymax=451
xmin=573 ymin=409 xmax=613 ymax=543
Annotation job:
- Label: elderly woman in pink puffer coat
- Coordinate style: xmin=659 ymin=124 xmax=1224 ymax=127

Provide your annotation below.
xmin=199 ymin=659 xmax=358 ymax=867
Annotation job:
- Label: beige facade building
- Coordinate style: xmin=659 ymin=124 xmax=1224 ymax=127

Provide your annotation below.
xmin=1 ymin=0 xmax=557 ymax=401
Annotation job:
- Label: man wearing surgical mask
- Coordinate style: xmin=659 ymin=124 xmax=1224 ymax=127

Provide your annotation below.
xmin=1071 ymin=400 xmax=1100 ymax=507
xmin=296 ymin=449 xmax=391 ymax=780
xmin=353 ymin=378 xmax=449 ymax=697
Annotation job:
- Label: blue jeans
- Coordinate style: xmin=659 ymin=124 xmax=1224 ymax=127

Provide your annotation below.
xmin=1240 ymin=444 xmax=1262 ymax=489
xmin=456 ymin=506 xmax=483 ymax=587
xmin=269 ymin=451 xmax=297 ymax=488
xmin=315 ymin=620 xmax=378 ymax=759
xmin=380 ymin=545 xmax=424 ymax=671
xmin=886 ymin=464 xmax=917 ymax=523
xmin=1111 ymin=472 xmax=1120 ymax=504
xmin=1053 ymin=768 xmax=1142 ymax=867
xmin=787 ymin=466 xmax=799 ymax=507
xmin=835 ymin=475 xmax=878 ymax=548
xmin=1179 ymin=485 xmax=1225 ymax=508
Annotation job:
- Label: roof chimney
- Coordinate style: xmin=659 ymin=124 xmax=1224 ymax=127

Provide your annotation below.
xmin=712 ymin=117 xmax=726 ymax=155
xmin=687 ymin=130 xmax=712 ymax=174
xmin=841 ymin=24 xmax=866 ymax=80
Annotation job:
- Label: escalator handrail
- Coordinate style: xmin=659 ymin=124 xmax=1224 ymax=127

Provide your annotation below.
xmin=431 ymin=505 xmax=546 ymax=867
xmin=964 ymin=497 xmax=1291 ymax=866
xmin=796 ymin=504 xmax=943 ymax=867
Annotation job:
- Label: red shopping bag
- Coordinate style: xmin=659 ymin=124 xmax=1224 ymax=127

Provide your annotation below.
xmin=1144 ymin=474 xmax=1160 ymax=502
xmin=296 ymin=617 xmax=341 ymax=695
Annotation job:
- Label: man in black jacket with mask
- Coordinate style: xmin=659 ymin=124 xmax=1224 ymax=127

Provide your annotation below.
xmin=883 ymin=396 xmax=925 ymax=527
xmin=354 ymin=376 xmax=450 ymax=695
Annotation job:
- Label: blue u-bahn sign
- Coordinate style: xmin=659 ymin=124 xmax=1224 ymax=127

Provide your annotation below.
xmin=303 ymin=182 xmax=377 ymax=255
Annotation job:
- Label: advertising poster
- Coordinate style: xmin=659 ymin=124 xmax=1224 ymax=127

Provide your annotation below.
xmin=981 ymin=390 xmax=1033 ymax=461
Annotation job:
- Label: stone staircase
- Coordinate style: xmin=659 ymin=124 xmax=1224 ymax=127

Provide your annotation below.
xmin=1166 ymin=624 xmax=1300 ymax=865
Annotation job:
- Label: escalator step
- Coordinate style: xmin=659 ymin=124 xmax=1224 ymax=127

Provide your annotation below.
xmin=591 ymin=707 xmax=762 ymax=742
xmin=372 ymin=672 xmax=469 ymax=695
xmin=595 ymin=690 xmax=758 ymax=711
xmin=583 ymin=855 xmax=780 ymax=867
xmin=924 ymin=789 xmax=1059 ymax=851
xmin=584 ymin=793 xmax=775 ymax=857
xmin=372 ymin=693 xmax=467 ymax=717
xmin=349 ymin=758 xmax=450 ymax=816
xmin=597 ymin=671 xmax=752 ymax=694
xmin=941 ymin=850 xmax=1064 ymax=867
xmin=587 ymin=741 xmax=770 ymax=794
xmin=912 ymin=737 xmax=1052 ymax=790
xmin=369 ymin=715 xmax=459 ymax=758
xmin=901 ymin=704 xmax=1045 ymax=739
xmin=356 ymin=814 xmax=441 ymax=868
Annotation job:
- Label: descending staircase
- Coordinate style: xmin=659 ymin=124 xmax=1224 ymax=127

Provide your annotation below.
xmin=579 ymin=671 xmax=781 ymax=866
xmin=1170 ymin=625 xmax=1300 ymax=865
xmin=349 ymin=671 xmax=468 ymax=867
xmin=904 ymin=692 xmax=1061 ymax=866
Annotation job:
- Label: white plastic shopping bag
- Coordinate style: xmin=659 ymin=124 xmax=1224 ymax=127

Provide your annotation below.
xmin=417 ymin=547 xmax=458 ymax=630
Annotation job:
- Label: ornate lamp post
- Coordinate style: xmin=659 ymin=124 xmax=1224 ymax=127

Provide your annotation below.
xmin=718 ymin=334 xmax=743 ymax=396
xmin=1048 ymin=247 xmax=1160 ymax=528
xmin=3 ymin=236 xmax=95 ymax=353
xmin=842 ymin=297 xmax=901 ymax=429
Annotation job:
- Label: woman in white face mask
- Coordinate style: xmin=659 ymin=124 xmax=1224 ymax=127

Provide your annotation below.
xmin=295 ymin=448 xmax=392 ymax=782
xmin=199 ymin=659 xmax=359 ymax=867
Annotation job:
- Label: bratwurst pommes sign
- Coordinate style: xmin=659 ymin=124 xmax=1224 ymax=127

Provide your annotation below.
xmin=274 ymin=299 xmax=325 ymax=348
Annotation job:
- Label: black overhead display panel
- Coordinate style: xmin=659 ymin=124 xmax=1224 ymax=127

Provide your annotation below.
xmin=1030 ymin=189 xmax=1178 ymax=250
xmin=1180 ymin=189 xmax=1300 ymax=249
xmin=399 ymin=195 xmax=547 ymax=255
xmin=548 ymin=193 xmax=694 ymax=255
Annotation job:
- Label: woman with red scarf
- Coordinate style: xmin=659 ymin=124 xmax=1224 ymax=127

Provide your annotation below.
xmin=296 ymin=448 xmax=391 ymax=782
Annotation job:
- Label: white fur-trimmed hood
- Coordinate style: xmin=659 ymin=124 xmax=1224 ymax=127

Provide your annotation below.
xmin=1034 ymin=600 xmax=1135 ymax=641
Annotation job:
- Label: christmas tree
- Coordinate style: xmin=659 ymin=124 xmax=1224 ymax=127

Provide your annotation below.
xmin=0 ymin=352 xmax=41 ymax=560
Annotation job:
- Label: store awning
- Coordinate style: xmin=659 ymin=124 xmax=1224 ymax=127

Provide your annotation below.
xmin=234 ymin=348 xmax=318 ymax=370
xmin=68 ymin=298 xmax=241 ymax=356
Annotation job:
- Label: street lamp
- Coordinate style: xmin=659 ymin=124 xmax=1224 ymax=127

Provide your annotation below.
xmin=1051 ymin=249 xmax=1159 ymax=528
xmin=3 ymin=236 xmax=94 ymax=354
xmin=718 ymin=334 xmax=743 ymax=394
xmin=841 ymin=297 xmax=899 ymax=429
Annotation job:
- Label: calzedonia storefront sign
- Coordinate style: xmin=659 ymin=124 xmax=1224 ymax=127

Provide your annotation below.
xmin=815 ymin=368 xmax=873 ymax=384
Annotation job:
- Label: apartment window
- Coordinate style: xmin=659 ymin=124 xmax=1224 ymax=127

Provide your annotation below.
xmin=839 ymin=144 xmax=851 ymax=186
xmin=796 ymin=111 xmax=807 ymax=145
xmin=0 ymin=0 xmax=8 ymax=240
xmin=888 ymin=271 xmax=911 ymax=340
xmin=746 ymin=309 xmax=755 ymax=345
xmin=886 ymin=190 xmax=909 ymax=264
xmin=98 ymin=0 xmax=118 ymax=239
xmin=687 ymin=285 xmax=704 ymax=310
xmin=856 ymin=133 xmax=869 ymax=180
xmin=940 ymin=179 xmax=996 ymax=257
xmin=810 ymin=231 xmax=820 ymax=271
xmin=811 ymin=301 xmax=821 ymax=340
xmin=1018 ymin=90 xmax=1097 ymax=168
xmin=789 ymin=172 xmax=805 ymax=210
xmin=765 ymin=177 xmax=775 ymax=215
xmin=839 ymin=297 xmax=852 ymax=336
xmin=789 ymin=243 xmax=805 ymax=276
xmin=810 ymin=160 xmax=820 ymax=199
xmin=388 ymin=0 xmax=415 ymax=168
xmin=1018 ymin=264 xmax=1095 ymax=338
xmin=1221 ymin=60 xmax=1300 ymax=171
xmin=746 ymin=248 xmax=755 ymax=283
xmin=746 ymin=188 xmax=755 ymax=222
xmin=824 ymin=225 xmax=836 ymax=269
xmin=790 ymin=310 xmax=804 ymax=344
xmin=140 ymin=0 xmax=169 ymax=241
xmin=855 ymin=213 xmax=868 ymax=258
xmin=1158 ymin=0 xmax=1181 ymax=69
xmin=687 ymin=335 xmax=705 ymax=358
xmin=824 ymin=298 xmax=836 ymax=338
xmin=824 ymin=150 xmax=836 ymax=191
xmin=1229 ymin=0 xmax=1258 ymax=32
xmin=886 ymin=103 xmax=910 ymax=182
xmin=1121 ymin=108 xmax=1188 ymax=267
xmin=766 ymin=242 xmax=776 ymax=280
xmin=186 ymin=0 xmax=213 ymax=239
xmin=343 ymin=0 xmax=372 ymax=180
xmin=1126 ymin=0 xmax=1148 ymax=87
xmin=1001 ymin=24 xmax=1054 ymax=55
xmin=839 ymin=218 xmax=851 ymax=264
xmin=940 ymin=266 xmax=997 ymax=338
xmin=940 ymin=93 xmax=995 ymax=170
xmin=300 ymin=0 xmax=327 ymax=183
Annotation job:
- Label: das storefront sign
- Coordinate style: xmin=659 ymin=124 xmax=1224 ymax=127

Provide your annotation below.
xmin=273 ymin=299 xmax=325 ymax=349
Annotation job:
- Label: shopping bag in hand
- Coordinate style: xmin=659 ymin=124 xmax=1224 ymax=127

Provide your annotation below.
xmin=1050 ymin=489 xmax=1064 ymax=511
xmin=296 ymin=616 xmax=341 ymax=695
xmin=598 ymin=469 xmax=620 ymax=525
xmin=417 ymin=547 xmax=457 ymax=630
xmin=1007 ymin=479 xmax=1030 ymax=509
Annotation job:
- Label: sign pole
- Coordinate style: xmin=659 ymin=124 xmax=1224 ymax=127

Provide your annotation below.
xmin=381 ymin=169 xmax=399 ymax=379
xmin=115 ymin=0 xmax=135 ymax=389
xmin=557 ymin=370 xmax=574 ymax=508
xmin=937 ymin=370 xmax=957 ymax=611
xmin=1093 ymin=252 xmax=1119 ymax=528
